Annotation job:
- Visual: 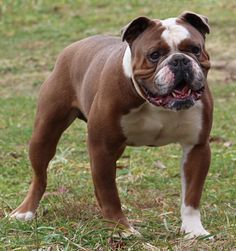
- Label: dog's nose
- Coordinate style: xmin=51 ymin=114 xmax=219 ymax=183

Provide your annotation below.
xmin=171 ymin=54 xmax=190 ymax=69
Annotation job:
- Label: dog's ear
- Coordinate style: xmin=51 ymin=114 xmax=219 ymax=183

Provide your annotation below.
xmin=121 ymin=16 xmax=153 ymax=45
xmin=179 ymin=11 xmax=210 ymax=37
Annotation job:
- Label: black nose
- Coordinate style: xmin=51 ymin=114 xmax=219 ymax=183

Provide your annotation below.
xmin=171 ymin=54 xmax=190 ymax=69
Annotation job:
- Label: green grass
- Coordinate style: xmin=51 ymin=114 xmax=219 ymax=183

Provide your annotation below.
xmin=0 ymin=0 xmax=236 ymax=250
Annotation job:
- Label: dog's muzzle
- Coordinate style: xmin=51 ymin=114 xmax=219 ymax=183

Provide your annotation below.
xmin=140 ymin=54 xmax=205 ymax=110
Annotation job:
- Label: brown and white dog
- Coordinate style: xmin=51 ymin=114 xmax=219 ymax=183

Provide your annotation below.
xmin=10 ymin=11 xmax=213 ymax=238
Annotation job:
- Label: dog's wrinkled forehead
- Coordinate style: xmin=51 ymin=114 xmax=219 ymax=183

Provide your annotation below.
xmin=160 ymin=18 xmax=190 ymax=50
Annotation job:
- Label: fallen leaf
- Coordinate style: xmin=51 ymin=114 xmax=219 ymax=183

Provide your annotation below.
xmin=44 ymin=186 xmax=69 ymax=197
xmin=142 ymin=242 xmax=160 ymax=251
xmin=209 ymin=135 xmax=226 ymax=143
xmin=155 ymin=160 xmax=166 ymax=169
xmin=108 ymin=238 xmax=126 ymax=250
xmin=223 ymin=141 xmax=233 ymax=147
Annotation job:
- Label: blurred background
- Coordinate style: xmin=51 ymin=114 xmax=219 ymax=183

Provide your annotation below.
xmin=0 ymin=0 xmax=235 ymax=96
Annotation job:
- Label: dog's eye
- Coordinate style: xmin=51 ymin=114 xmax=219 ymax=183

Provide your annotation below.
xmin=148 ymin=51 xmax=161 ymax=62
xmin=191 ymin=46 xmax=201 ymax=56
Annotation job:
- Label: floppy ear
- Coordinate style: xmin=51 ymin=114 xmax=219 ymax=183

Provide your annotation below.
xmin=179 ymin=11 xmax=210 ymax=37
xmin=121 ymin=16 xmax=152 ymax=45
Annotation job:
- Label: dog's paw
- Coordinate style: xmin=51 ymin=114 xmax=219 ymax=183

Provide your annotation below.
xmin=181 ymin=223 xmax=211 ymax=239
xmin=10 ymin=210 xmax=35 ymax=221
xmin=181 ymin=206 xmax=213 ymax=239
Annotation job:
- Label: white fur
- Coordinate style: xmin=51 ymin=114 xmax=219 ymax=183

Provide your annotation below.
xmin=121 ymin=101 xmax=203 ymax=147
xmin=122 ymin=45 xmax=133 ymax=78
xmin=161 ymin=18 xmax=190 ymax=51
xmin=122 ymin=45 xmax=147 ymax=100
xmin=10 ymin=211 xmax=35 ymax=221
xmin=181 ymin=205 xmax=210 ymax=238
xmin=181 ymin=145 xmax=192 ymax=202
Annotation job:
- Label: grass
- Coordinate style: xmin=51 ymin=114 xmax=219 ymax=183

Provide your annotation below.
xmin=0 ymin=0 xmax=236 ymax=250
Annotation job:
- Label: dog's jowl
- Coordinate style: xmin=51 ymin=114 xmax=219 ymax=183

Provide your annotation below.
xmin=11 ymin=11 xmax=213 ymax=238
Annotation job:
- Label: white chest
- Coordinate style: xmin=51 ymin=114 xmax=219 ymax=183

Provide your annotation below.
xmin=121 ymin=101 xmax=203 ymax=147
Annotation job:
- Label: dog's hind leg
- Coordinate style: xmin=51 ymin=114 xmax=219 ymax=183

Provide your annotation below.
xmin=10 ymin=75 xmax=78 ymax=220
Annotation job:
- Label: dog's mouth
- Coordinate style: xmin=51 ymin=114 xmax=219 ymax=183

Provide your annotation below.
xmin=141 ymin=82 xmax=204 ymax=110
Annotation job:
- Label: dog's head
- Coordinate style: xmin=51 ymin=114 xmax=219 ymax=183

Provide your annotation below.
xmin=122 ymin=11 xmax=210 ymax=110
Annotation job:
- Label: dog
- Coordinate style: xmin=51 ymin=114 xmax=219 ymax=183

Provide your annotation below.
xmin=10 ymin=11 xmax=213 ymax=238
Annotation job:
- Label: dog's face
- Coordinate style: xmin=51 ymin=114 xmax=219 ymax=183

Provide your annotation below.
xmin=122 ymin=12 xmax=210 ymax=110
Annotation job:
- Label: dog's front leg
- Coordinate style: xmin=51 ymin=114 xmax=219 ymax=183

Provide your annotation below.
xmin=88 ymin=141 xmax=128 ymax=226
xmin=87 ymin=109 xmax=131 ymax=229
xmin=180 ymin=143 xmax=211 ymax=238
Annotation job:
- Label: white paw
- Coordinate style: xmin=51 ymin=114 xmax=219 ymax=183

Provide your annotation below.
xmin=180 ymin=206 xmax=212 ymax=239
xmin=181 ymin=223 xmax=211 ymax=239
xmin=10 ymin=211 xmax=35 ymax=221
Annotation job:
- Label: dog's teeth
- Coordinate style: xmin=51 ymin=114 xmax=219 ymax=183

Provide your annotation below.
xmin=188 ymin=89 xmax=192 ymax=95
xmin=172 ymin=92 xmax=177 ymax=98
xmin=174 ymin=90 xmax=181 ymax=94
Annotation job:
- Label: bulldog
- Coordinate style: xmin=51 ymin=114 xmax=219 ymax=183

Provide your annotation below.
xmin=10 ymin=11 xmax=213 ymax=238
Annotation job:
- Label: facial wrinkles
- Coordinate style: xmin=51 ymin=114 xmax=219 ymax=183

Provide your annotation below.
xmin=161 ymin=18 xmax=190 ymax=51
xmin=133 ymin=52 xmax=156 ymax=79
xmin=199 ymin=49 xmax=210 ymax=71
xmin=133 ymin=66 xmax=156 ymax=80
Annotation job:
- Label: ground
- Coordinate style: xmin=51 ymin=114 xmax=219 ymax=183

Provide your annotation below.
xmin=0 ymin=0 xmax=236 ymax=250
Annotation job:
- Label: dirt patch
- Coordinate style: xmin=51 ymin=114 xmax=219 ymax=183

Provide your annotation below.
xmin=0 ymin=71 xmax=50 ymax=97
xmin=211 ymin=60 xmax=236 ymax=81
xmin=208 ymin=59 xmax=236 ymax=85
